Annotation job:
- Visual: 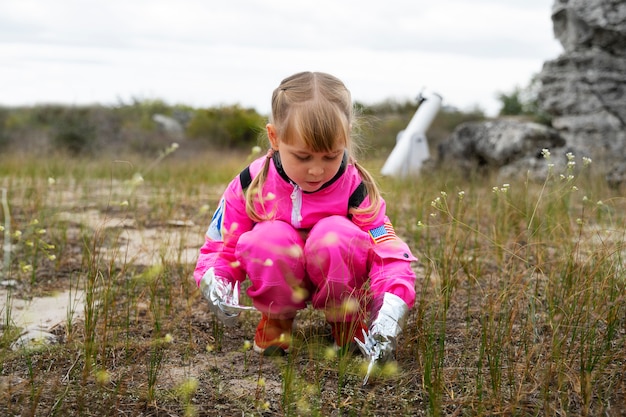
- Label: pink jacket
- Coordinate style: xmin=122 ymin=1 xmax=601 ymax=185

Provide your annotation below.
xmin=194 ymin=153 xmax=418 ymax=307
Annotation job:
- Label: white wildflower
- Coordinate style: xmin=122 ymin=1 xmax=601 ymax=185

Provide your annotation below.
xmin=131 ymin=172 xmax=144 ymax=186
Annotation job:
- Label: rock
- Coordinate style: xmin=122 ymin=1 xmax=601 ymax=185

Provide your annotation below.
xmin=551 ymin=0 xmax=626 ymax=56
xmin=0 ymin=375 xmax=27 ymax=392
xmin=167 ymin=219 xmax=195 ymax=227
xmin=606 ymin=160 xmax=626 ymax=188
xmin=537 ymin=0 xmax=626 ymax=180
xmin=537 ymin=49 xmax=626 ymax=158
xmin=437 ymin=119 xmax=565 ymax=175
xmin=11 ymin=325 xmax=58 ymax=351
xmin=436 ymin=0 xmax=626 ymax=182
xmin=152 ymin=114 xmax=184 ymax=135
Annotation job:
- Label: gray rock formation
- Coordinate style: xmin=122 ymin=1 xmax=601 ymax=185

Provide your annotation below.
xmin=537 ymin=0 xmax=626 ymax=184
xmin=551 ymin=0 xmax=626 ymax=56
xmin=434 ymin=0 xmax=626 ymax=186
xmin=437 ymin=119 xmax=565 ymax=177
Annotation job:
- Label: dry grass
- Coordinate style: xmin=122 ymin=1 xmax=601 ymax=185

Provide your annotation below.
xmin=1 ymin=148 xmax=625 ymax=416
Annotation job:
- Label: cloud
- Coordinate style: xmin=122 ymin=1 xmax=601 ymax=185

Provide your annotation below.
xmin=0 ymin=0 xmax=562 ymax=115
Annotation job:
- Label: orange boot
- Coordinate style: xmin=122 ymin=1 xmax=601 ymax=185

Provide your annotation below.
xmin=253 ymin=313 xmax=294 ymax=356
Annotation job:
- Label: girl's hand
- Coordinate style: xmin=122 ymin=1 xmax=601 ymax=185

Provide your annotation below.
xmin=355 ymin=292 xmax=409 ymax=384
xmin=199 ymin=268 xmax=256 ymax=327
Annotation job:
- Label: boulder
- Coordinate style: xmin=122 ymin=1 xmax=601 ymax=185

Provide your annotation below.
xmin=437 ymin=119 xmax=565 ymax=175
xmin=10 ymin=326 xmax=58 ymax=351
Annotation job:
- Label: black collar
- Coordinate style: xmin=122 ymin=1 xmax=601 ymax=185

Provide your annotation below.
xmin=272 ymin=150 xmax=348 ymax=193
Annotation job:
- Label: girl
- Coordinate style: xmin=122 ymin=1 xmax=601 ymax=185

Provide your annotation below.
xmin=194 ymin=71 xmax=417 ymax=359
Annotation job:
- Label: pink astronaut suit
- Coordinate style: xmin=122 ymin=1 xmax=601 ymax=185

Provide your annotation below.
xmin=194 ymin=152 xmax=417 ymax=356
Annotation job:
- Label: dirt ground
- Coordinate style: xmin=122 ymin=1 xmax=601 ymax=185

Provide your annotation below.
xmin=1 ymin=198 xmax=432 ymax=416
xmin=3 ymin=182 xmax=624 ymax=416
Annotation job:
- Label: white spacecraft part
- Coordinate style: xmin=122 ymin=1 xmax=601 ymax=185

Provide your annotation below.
xmin=381 ymin=90 xmax=442 ymax=177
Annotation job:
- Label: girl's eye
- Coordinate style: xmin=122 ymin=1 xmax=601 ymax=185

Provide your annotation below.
xmin=324 ymin=154 xmax=341 ymax=161
xmin=295 ymin=154 xmax=311 ymax=161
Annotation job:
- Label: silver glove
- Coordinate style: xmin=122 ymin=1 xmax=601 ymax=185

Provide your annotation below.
xmin=199 ymin=267 xmax=256 ymax=327
xmin=356 ymin=292 xmax=409 ymax=384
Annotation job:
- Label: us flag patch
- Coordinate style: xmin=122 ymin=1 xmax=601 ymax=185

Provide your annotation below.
xmin=368 ymin=222 xmax=397 ymax=244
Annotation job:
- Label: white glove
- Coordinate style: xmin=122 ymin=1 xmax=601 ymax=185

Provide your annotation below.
xmin=199 ymin=267 xmax=256 ymax=327
xmin=356 ymin=292 xmax=409 ymax=384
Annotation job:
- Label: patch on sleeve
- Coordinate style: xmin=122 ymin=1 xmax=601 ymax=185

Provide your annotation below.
xmin=206 ymin=198 xmax=225 ymax=241
xmin=368 ymin=221 xmax=397 ymax=244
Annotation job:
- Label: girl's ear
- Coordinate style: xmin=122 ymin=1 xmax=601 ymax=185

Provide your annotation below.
xmin=266 ymin=123 xmax=278 ymax=149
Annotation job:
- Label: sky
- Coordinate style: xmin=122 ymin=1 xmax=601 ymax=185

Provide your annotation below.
xmin=0 ymin=0 xmax=563 ymax=117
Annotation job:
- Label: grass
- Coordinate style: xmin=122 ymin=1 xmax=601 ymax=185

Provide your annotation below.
xmin=0 ymin=146 xmax=625 ymax=416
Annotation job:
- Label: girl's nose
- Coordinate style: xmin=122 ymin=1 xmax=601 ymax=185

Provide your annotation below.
xmin=309 ymin=165 xmax=324 ymax=176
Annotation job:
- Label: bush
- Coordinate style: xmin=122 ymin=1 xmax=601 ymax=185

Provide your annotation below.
xmin=51 ymin=107 xmax=97 ymax=155
xmin=0 ymin=98 xmax=483 ymax=158
xmin=186 ymin=105 xmax=265 ymax=148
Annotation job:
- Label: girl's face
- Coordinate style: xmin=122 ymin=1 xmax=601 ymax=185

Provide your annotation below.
xmin=267 ymin=124 xmax=345 ymax=193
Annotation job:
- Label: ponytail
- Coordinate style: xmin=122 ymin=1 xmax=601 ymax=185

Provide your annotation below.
xmin=244 ymin=149 xmax=274 ymax=222
xmin=349 ymin=160 xmax=383 ymax=222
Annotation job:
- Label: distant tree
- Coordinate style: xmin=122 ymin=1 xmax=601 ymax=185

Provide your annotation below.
xmin=497 ymin=87 xmax=525 ymax=116
xmin=496 ymin=75 xmax=551 ymax=124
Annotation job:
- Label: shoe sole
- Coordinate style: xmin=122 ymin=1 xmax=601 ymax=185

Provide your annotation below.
xmin=253 ymin=341 xmax=288 ymax=356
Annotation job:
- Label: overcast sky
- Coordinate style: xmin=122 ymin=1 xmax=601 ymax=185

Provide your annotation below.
xmin=0 ymin=0 xmax=562 ymax=116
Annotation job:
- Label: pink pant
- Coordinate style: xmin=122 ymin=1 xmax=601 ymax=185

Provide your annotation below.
xmin=235 ymin=215 xmax=370 ymax=322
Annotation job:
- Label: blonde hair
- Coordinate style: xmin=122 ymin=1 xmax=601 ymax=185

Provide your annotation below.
xmin=245 ymin=71 xmax=381 ymax=222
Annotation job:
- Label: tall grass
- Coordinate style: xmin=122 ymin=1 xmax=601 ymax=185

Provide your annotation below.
xmin=0 ymin=148 xmax=624 ymax=416
xmin=387 ymin=152 xmax=625 ymax=415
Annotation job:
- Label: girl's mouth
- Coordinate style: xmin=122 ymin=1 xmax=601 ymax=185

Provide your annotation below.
xmin=305 ymin=181 xmax=322 ymax=190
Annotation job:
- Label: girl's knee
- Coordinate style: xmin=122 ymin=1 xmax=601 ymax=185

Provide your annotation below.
xmin=304 ymin=216 xmax=369 ymax=286
xmin=305 ymin=216 xmax=368 ymax=254
xmin=242 ymin=220 xmax=299 ymax=241
xmin=238 ymin=220 xmax=304 ymax=258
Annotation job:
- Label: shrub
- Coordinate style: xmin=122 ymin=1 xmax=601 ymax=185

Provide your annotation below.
xmin=186 ymin=105 xmax=265 ymax=148
xmin=51 ymin=107 xmax=97 ymax=155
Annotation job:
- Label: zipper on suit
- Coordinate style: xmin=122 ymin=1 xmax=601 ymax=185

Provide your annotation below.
xmin=290 ymin=184 xmax=302 ymax=228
